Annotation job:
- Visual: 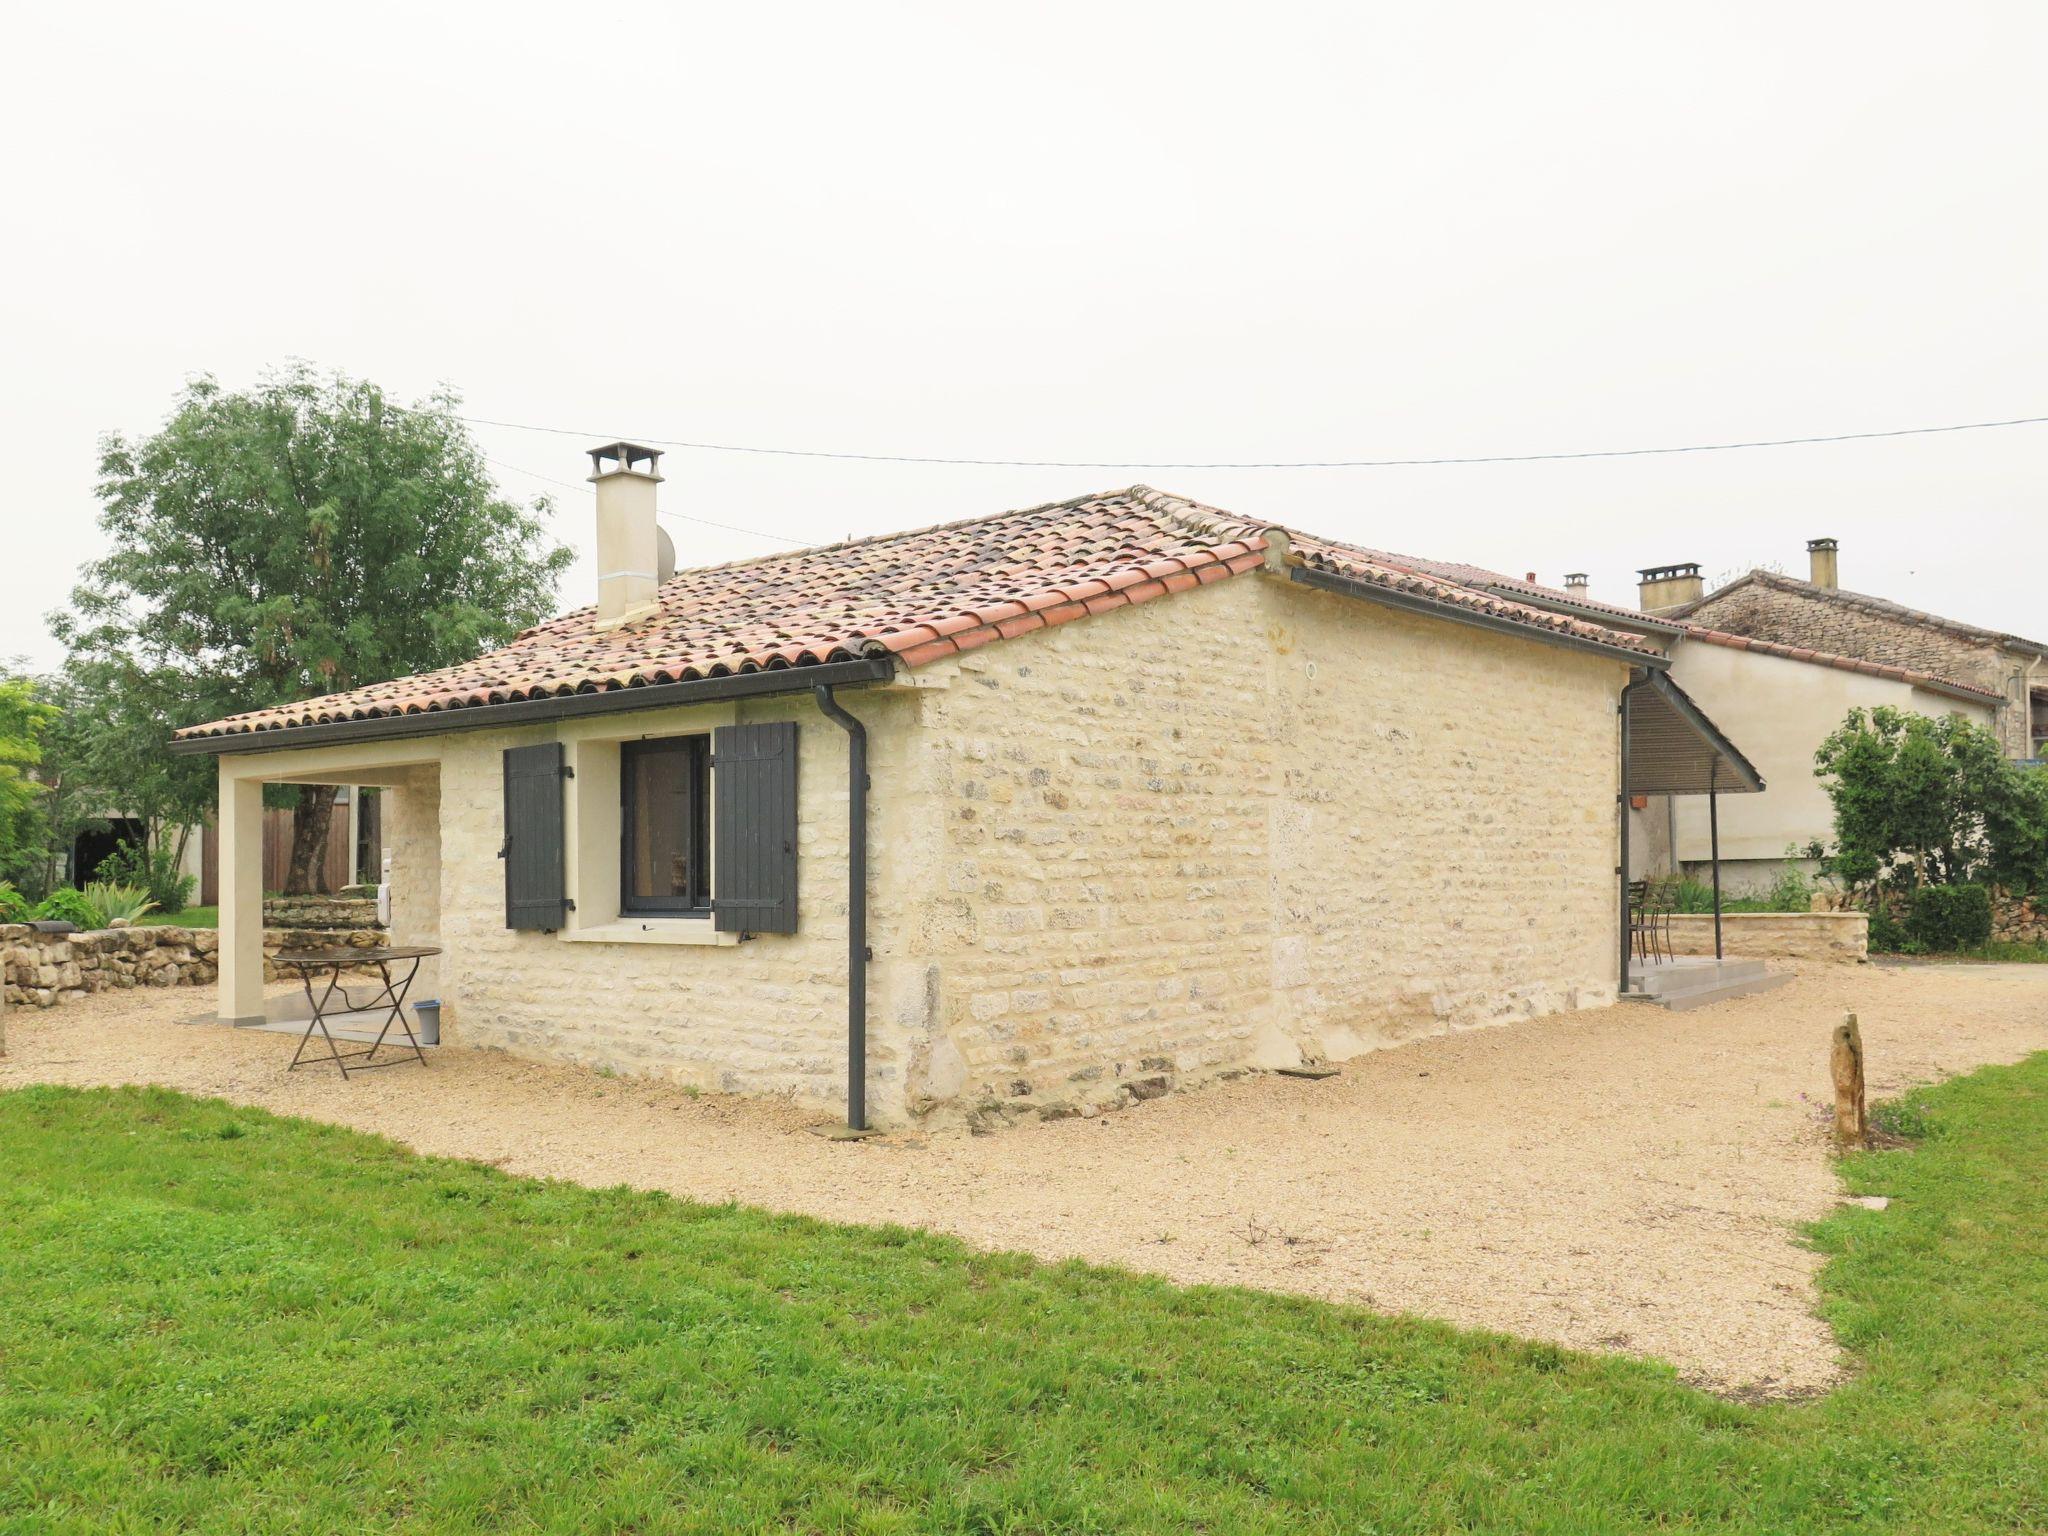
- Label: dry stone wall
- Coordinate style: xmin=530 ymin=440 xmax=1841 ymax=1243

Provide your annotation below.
xmin=1991 ymin=891 xmax=2048 ymax=945
xmin=2 ymin=921 xmax=389 ymax=1008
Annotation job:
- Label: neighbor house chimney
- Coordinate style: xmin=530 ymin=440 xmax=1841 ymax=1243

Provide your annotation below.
xmin=1563 ymin=572 xmax=1590 ymax=600
xmin=1637 ymin=562 xmax=1704 ymax=613
xmin=1807 ymin=537 xmax=1838 ymax=589
xmin=588 ymin=442 xmax=664 ymax=624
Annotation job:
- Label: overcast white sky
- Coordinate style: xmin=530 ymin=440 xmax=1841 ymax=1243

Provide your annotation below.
xmin=4 ymin=1 xmax=2043 ymax=672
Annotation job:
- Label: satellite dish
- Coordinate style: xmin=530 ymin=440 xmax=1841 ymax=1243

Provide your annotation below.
xmin=656 ymin=524 xmax=676 ymax=584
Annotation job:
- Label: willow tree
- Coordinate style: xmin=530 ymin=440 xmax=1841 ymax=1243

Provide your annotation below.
xmin=56 ymin=364 xmax=572 ymax=893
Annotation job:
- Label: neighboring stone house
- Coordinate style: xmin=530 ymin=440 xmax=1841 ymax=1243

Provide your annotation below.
xmin=170 ymin=447 xmax=1746 ymax=1131
xmin=1647 ymin=540 xmax=2047 ymax=761
xmin=1377 ymin=558 xmax=2005 ymax=893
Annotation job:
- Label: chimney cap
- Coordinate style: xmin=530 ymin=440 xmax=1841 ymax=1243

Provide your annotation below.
xmin=587 ymin=441 xmax=665 ymax=480
xmin=1636 ymin=562 xmax=1700 ymax=582
xmin=1806 ymin=537 xmax=1838 ymax=552
xmin=1563 ymin=571 xmax=1589 ymax=585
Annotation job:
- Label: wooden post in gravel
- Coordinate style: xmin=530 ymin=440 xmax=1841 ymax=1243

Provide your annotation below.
xmin=1831 ymin=1012 xmax=1866 ymax=1149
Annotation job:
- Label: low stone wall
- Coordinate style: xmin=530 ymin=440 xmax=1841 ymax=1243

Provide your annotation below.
xmin=2 ymin=923 xmax=389 ymax=1008
xmin=1665 ymin=912 xmax=1868 ymax=963
xmin=265 ymin=894 xmax=380 ymax=930
xmin=1991 ymin=892 xmax=2047 ymax=945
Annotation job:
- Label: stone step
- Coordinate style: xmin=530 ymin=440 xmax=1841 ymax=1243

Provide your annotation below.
xmin=1649 ymin=970 xmax=1793 ymax=1011
xmin=1628 ymin=969 xmax=1792 ymax=1012
xmin=1631 ymin=958 xmax=1769 ymax=997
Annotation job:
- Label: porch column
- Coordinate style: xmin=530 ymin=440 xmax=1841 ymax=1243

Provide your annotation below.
xmin=217 ymin=764 xmax=266 ymax=1026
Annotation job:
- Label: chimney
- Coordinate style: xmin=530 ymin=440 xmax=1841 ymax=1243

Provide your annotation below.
xmin=1637 ymin=562 xmax=1704 ymax=613
xmin=588 ymin=442 xmax=664 ymax=624
xmin=1563 ymin=572 xmax=1590 ymax=600
xmin=1807 ymin=537 xmax=1839 ymax=589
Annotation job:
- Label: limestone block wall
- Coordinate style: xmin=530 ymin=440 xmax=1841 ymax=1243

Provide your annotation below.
xmin=1263 ymin=582 xmax=1622 ymax=1058
xmin=886 ymin=574 xmax=1628 ymax=1127
xmin=880 ymin=579 xmax=1279 ymax=1128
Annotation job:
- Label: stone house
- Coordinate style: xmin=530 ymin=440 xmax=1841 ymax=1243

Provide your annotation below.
xmin=170 ymin=446 xmax=1751 ymax=1130
xmin=1648 ymin=539 xmax=2047 ymax=761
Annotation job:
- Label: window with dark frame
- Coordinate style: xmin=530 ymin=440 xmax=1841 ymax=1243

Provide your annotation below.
xmin=621 ymin=736 xmax=711 ymax=915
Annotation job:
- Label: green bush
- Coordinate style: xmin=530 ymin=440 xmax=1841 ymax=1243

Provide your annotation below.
xmin=1906 ymin=884 xmax=1993 ymax=952
xmin=32 ymin=888 xmax=100 ymax=928
xmin=0 ymin=880 xmax=32 ymax=923
xmin=1867 ymin=902 xmax=1915 ymax=953
xmin=97 ymin=840 xmax=195 ymax=916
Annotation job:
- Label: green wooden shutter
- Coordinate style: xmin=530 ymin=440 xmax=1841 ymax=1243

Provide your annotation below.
xmin=503 ymin=742 xmax=569 ymax=930
xmin=712 ymin=721 xmax=799 ymax=933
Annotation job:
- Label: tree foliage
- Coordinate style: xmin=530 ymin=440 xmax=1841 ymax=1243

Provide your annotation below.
xmin=1814 ymin=706 xmax=2048 ymax=899
xmin=53 ymin=364 xmax=572 ymax=892
xmin=0 ymin=671 xmax=59 ymax=884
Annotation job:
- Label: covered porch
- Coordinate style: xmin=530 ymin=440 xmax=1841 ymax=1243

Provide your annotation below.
xmin=202 ymin=738 xmax=443 ymax=1029
xmin=1620 ymin=671 xmax=1764 ymax=997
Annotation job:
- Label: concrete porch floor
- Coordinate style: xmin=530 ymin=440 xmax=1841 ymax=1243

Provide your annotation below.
xmin=1628 ymin=954 xmax=1793 ymax=1011
xmin=178 ymin=988 xmax=437 ymax=1046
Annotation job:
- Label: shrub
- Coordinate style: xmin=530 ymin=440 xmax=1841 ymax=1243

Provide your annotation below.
xmin=28 ymin=883 xmax=158 ymax=929
xmin=1906 ymin=884 xmax=1993 ymax=952
xmin=81 ymin=882 xmax=157 ymax=926
xmin=32 ymin=887 xmax=101 ymax=928
xmin=98 ymin=840 xmax=196 ymax=917
xmin=0 ymin=880 xmax=32 ymax=923
xmin=1867 ymin=901 xmax=1915 ymax=954
xmin=1760 ymin=861 xmax=1816 ymax=913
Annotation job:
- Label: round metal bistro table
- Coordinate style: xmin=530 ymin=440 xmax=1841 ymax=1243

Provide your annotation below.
xmin=273 ymin=944 xmax=441 ymax=1079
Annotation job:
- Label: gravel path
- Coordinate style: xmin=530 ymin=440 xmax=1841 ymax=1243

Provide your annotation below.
xmin=5 ymin=962 xmax=2042 ymax=1395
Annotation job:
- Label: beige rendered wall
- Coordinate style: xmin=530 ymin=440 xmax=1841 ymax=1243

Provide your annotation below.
xmin=885 ymin=574 xmax=1628 ymax=1126
xmin=1666 ymin=642 xmax=1994 ymax=875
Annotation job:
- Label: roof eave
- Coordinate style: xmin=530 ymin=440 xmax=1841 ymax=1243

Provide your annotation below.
xmin=169 ymin=658 xmax=899 ymax=757
xmin=1477 ymin=584 xmax=1687 ymax=636
xmin=1291 ymin=566 xmax=1667 ymax=669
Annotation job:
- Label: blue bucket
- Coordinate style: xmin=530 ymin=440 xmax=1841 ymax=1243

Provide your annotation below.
xmin=412 ymin=1000 xmax=441 ymax=1046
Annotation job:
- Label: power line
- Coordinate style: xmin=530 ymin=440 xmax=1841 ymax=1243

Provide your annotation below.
xmin=454 ymin=409 xmax=2048 ymax=471
xmin=482 ymin=454 xmax=810 ymax=546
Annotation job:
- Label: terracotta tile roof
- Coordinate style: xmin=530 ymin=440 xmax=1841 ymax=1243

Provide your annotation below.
xmin=1679 ymin=625 xmax=2005 ymax=704
xmin=1357 ymin=552 xmax=1683 ymax=631
xmin=1676 ymin=570 xmax=2048 ymax=657
xmin=1285 ymin=529 xmax=1668 ymax=659
xmin=175 ymin=486 xmax=1660 ymax=741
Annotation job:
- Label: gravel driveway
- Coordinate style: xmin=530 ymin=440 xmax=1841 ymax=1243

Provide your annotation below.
xmin=5 ymin=961 xmax=2043 ymax=1396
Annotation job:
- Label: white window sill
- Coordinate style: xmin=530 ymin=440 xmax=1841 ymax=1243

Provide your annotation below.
xmin=559 ymin=918 xmax=738 ymax=947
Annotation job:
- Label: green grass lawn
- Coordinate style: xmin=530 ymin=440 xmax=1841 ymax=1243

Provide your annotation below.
xmin=2 ymin=1060 xmax=2043 ymax=1534
xmin=137 ymin=906 xmax=218 ymax=929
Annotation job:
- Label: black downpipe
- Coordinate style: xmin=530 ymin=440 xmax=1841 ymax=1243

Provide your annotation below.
xmin=813 ymin=685 xmax=868 ymax=1131
xmin=1618 ymin=676 xmax=1636 ymax=994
